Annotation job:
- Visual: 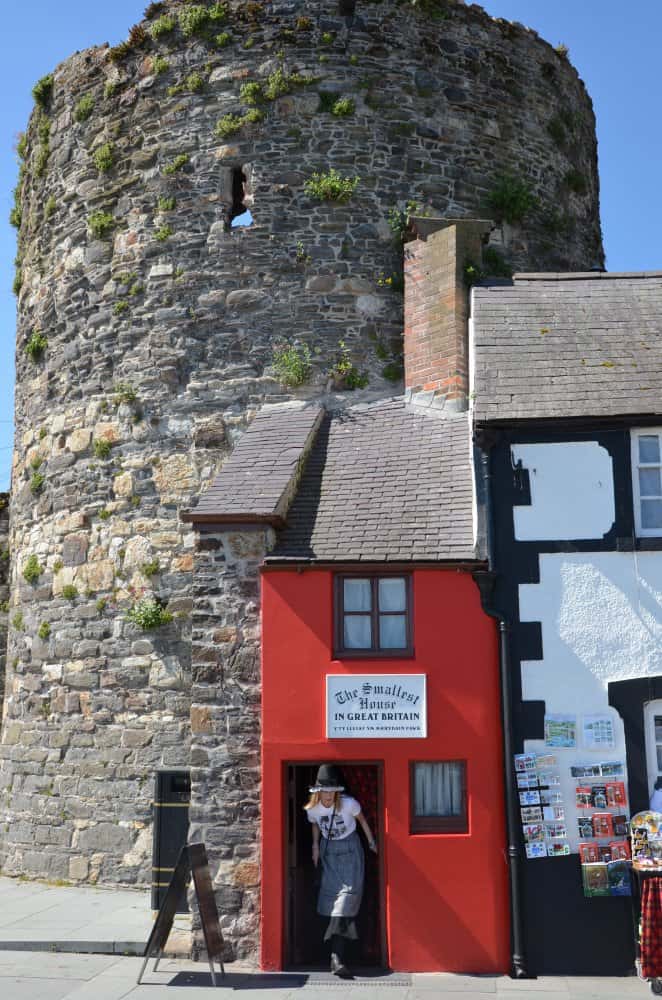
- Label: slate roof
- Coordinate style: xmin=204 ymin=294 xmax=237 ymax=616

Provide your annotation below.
xmin=183 ymin=402 xmax=322 ymax=525
xmin=472 ymin=271 xmax=662 ymax=422
xmin=270 ymin=399 xmax=477 ymax=562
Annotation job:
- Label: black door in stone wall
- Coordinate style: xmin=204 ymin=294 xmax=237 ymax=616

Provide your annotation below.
xmin=285 ymin=762 xmax=384 ymax=969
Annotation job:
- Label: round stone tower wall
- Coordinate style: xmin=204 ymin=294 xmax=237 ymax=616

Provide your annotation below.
xmin=2 ymin=0 xmax=601 ymax=937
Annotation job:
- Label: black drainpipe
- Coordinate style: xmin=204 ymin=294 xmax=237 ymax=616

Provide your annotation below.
xmin=473 ymin=436 xmax=529 ymax=979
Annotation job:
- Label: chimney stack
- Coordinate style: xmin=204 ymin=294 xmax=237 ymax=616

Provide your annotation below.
xmin=404 ymin=218 xmax=492 ymax=414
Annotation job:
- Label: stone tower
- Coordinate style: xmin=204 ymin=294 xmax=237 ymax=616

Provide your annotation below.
xmin=2 ymin=0 xmax=601 ymax=958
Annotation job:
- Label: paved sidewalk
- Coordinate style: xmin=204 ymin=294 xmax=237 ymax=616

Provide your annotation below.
xmin=0 ymin=952 xmax=654 ymax=1000
xmin=0 ymin=876 xmax=153 ymax=954
xmin=0 ymin=877 xmax=651 ymax=998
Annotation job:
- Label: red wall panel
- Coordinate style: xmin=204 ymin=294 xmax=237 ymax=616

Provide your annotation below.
xmin=260 ymin=567 xmax=509 ymax=973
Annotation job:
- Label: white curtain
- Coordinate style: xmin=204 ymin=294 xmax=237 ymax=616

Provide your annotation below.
xmin=415 ymin=762 xmax=463 ymax=816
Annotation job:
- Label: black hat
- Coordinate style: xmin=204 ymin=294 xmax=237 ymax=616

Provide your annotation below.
xmin=309 ymin=764 xmax=344 ymax=793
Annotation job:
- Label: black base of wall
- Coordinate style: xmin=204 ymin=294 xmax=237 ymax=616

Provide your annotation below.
xmin=523 ymin=857 xmax=634 ymax=975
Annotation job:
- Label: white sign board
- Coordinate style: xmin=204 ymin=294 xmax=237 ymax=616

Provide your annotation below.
xmin=326 ymin=674 xmax=427 ymax=739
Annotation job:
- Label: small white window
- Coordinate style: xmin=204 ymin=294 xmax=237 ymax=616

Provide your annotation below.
xmin=644 ymin=701 xmax=662 ymax=801
xmin=631 ymin=429 xmax=662 ymax=536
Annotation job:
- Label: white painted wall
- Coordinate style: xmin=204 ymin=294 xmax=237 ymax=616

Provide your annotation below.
xmin=512 ymin=442 xmax=615 ymax=541
xmin=519 ymin=550 xmax=662 ymax=850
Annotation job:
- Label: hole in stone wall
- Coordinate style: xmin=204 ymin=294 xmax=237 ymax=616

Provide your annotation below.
xmin=230 ymin=165 xmax=253 ymax=229
xmin=338 ymin=0 xmax=356 ymax=14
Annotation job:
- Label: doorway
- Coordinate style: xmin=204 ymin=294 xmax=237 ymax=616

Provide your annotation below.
xmin=285 ymin=761 xmax=385 ymax=970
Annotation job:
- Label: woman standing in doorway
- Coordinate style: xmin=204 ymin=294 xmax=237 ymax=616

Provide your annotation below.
xmin=304 ymin=764 xmax=378 ymax=978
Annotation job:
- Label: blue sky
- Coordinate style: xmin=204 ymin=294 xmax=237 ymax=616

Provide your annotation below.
xmin=0 ymin=1 xmax=660 ymax=490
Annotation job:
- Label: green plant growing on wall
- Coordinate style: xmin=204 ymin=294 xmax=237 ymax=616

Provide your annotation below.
xmin=178 ymin=5 xmax=209 ymax=36
xmin=141 ymin=559 xmax=160 ymax=577
xmin=186 ymin=72 xmax=205 ymax=93
xmin=150 ymin=13 xmax=176 ymax=38
xmin=157 ymin=196 xmax=176 ymax=212
xmin=23 ymin=555 xmax=43 ymax=584
xmin=243 ymin=108 xmax=265 ymax=125
xmin=62 ymin=585 xmax=78 ymax=601
xmin=88 ymin=211 xmax=115 ymax=239
xmin=555 ymin=43 xmax=569 ymax=59
xmin=304 ymin=169 xmax=359 ymax=203
xmin=96 ymin=597 xmax=107 ymax=613
xmin=98 ymin=508 xmax=110 ymax=521
xmin=9 ymin=187 xmax=22 ymax=229
xmin=240 ymin=81 xmax=263 ymax=106
xmin=104 ymin=81 xmax=117 ymax=99
xmin=37 ymin=622 xmax=51 ymax=640
xmin=93 ymin=142 xmax=114 ymax=173
xmin=215 ymin=114 xmax=244 ymax=139
xmin=16 ymin=133 xmax=27 ymax=159
xmin=53 ymin=559 xmax=63 ymax=573
xmin=387 ymin=200 xmax=420 ymax=243
xmin=410 ymin=0 xmax=449 ymax=17
xmin=152 ymin=55 xmax=170 ymax=76
xmin=145 ymin=2 xmax=165 ymax=18
xmin=25 ymin=330 xmax=47 ymax=362
xmin=93 ymin=438 xmax=113 ymax=460
xmin=74 ymin=93 xmax=95 ymax=122
xmin=30 ymin=471 xmax=45 ymax=494
xmin=126 ymin=597 xmax=173 ymax=629
xmin=163 ymin=153 xmax=189 ymax=175
xmin=11 ymin=612 xmax=24 ymax=631
xmin=331 ymin=97 xmax=355 ymax=117
xmin=263 ymin=67 xmax=314 ymax=100
xmin=329 ymin=341 xmax=369 ymax=390
xmin=294 ymin=241 xmax=311 ymax=265
xmin=113 ymin=383 xmax=137 ymax=405
xmin=155 ymin=224 xmax=173 ymax=242
xmin=486 ymin=174 xmax=537 ymax=225
xmin=44 ymin=196 xmax=57 ymax=221
xmin=32 ymin=74 xmax=54 ymax=109
xmin=114 ymin=300 xmax=129 ymax=315
xmin=215 ymin=31 xmax=232 ymax=47
xmin=272 ymin=342 xmax=312 ymax=387
xmin=12 ymin=269 xmax=22 ymax=296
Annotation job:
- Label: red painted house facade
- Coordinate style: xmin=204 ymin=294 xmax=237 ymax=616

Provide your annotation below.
xmin=260 ymin=566 xmax=508 ymax=972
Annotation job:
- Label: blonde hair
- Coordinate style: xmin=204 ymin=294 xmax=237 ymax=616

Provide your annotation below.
xmin=304 ymin=790 xmax=342 ymax=811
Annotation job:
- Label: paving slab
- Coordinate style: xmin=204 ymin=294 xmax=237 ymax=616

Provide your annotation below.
xmin=0 ymin=877 xmax=153 ymax=956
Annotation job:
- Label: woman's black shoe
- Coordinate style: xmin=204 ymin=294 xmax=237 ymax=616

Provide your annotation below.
xmin=330 ymin=953 xmax=353 ymax=978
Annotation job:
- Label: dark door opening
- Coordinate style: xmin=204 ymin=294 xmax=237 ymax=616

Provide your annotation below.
xmin=285 ymin=761 xmax=385 ymax=970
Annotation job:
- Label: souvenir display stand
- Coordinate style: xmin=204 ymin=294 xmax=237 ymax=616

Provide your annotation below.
xmin=630 ymin=812 xmax=662 ymax=995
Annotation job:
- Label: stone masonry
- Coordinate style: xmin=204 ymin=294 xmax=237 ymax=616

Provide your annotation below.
xmin=2 ymin=0 xmax=603 ymax=962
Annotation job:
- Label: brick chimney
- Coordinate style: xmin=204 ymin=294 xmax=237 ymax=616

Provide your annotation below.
xmin=404 ymin=218 xmax=492 ymax=414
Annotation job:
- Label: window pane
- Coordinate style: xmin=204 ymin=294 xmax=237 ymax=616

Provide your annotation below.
xmin=640 ymin=468 xmax=662 ymax=497
xmin=379 ymin=614 xmax=407 ymax=648
xmin=378 ymin=577 xmax=406 ymax=612
xmin=344 ymin=579 xmax=371 ymax=612
xmin=639 ymin=436 xmax=661 ymax=464
xmin=656 ymin=716 xmax=662 ymax=743
xmin=657 ymin=746 xmax=662 ymax=772
xmin=642 ymin=499 xmax=662 ymax=529
xmin=414 ymin=762 xmax=464 ymax=816
xmin=344 ymin=615 xmax=372 ymax=648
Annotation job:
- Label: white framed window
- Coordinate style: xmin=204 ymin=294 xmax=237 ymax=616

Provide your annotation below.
xmin=631 ymin=429 xmax=662 ymax=536
xmin=644 ymin=701 xmax=662 ymax=801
